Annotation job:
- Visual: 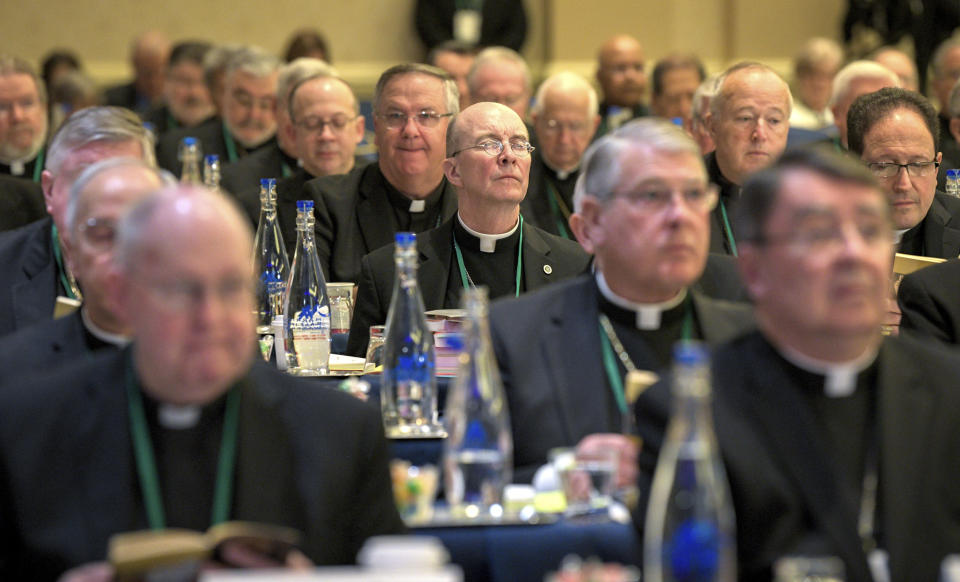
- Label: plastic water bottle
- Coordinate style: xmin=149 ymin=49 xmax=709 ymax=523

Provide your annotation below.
xmin=644 ymin=341 xmax=736 ymax=582
xmin=283 ymin=200 xmax=331 ymax=375
xmin=203 ymin=154 xmax=221 ymax=189
xmin=381 ymin=232 xmax=440 ymax=437
xmin=253 ymin=179 xmax=290 ymax=336
xmin=946 ymin=169 xmax=960 ymax=198
xmin=178 ymin=137 xmax=202 ymax=184
xmin=443 ymin=286 xmax=513 ymax=517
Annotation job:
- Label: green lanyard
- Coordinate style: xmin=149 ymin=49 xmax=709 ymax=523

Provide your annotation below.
xmin=281 ymin=162 xmax=293 ymax=178
xmin=545 ymin=181 xmax=572 ymax=240
xmin=31 ymin=148 xmax=44 ymax=183
xmin=598 ymin=296 xmax=694 ymax=414
xmin=50 ymin=224 xmax=79 ymax=300
xmin=125 ymin=356 xmax=241 ymax=530
xmin=718 ymin=199 xmax=738 ymax=257
xmin=453 ymin=215 xmax=524 ymax=297
xmin=221 ymin=123 xmax=239 ymax=163
xmin=166 ymin=111 xmax=180 ymax=132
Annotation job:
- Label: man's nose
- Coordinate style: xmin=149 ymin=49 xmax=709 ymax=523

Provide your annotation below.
xmin=892 ymin=165 xmax=912 ymax=190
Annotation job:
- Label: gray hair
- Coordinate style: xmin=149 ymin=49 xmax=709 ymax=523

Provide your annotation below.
xmin=203 ymin=45 xmax=242 ymax=93
xmin=828 ymin=60 xmax=899 ymax=108
xmin=949 ymin=78 xmax=960 ymax=118
xmin=793 ymin=37 xmax=844 ymax=77
xmin=45 ymin=106 xmax=156 ymax=176
xmin=225 ymin=46 xmax=281 ymax=84
xmin=467 ymin=47 xmax=532 ymax=95
xmin=278 ymin=57 xmax=337 ymax=114
xmin=573 ymin=117 xmax=703 ymax=212
xmin=710 ymin=61 xmax=794 ymax=118
xmin=66 ymin=157 xmax=173 ymax=235
xmin=373 ymin=63 xmax=459 ymax=116
xmin=530 ymin=71 xmax=598 ymax=118
xmin=0 ymin=55 xmax=46 ymax=103
xmin=691 ymin=73 xmax=721 ymax=132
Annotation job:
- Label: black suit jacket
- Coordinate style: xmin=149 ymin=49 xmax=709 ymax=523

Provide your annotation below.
xmin=103 ymin=82 xmax=151 ymax=115
xmin=275 ymin=168 xmax=316 ymax=258
xmin=346 ymin=217 xmax=590 ymax=356
xmin=636 ymin=331 xmax=960 ymax=582
xmin=156 ymin=117 xmax=236 ymax=177
xmin=520 ymin=151 xmax=577 ymax=238
xmin=220 ymin=141 xmax=297 ymax=226
xmin=899 ymin=257 xmax=960 ymax=344
xmin=909 ymin=192 xmax=960 ymax=259
xmin=0 ymin=217 xmax=57 ymax=338
xmin=489 ymin=272 xmax=753 ymax=482
xmin=705 ymin=152 xmax=740 ymax=255
xmin=0 ymin=350 xmax=405 ymax=580
xmin=304 ymin=163 xmax=459 ymax=284
xmin=0 ymin=310 xmax=114 ymax=381
xmin=0 ymin=176 xmax=45 ymax=232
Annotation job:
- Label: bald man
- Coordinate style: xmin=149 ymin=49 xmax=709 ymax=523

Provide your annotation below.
xmin=829 ymin=61 xmax=900 ymax=149
xmin=706 ymin=62 xmax=792 ymax=254
xmin=104 ymin=31 xmax=170 ymax=115
xmin=526 ymin=72 xmax=600 ymax=238
xmin=595 ymin=34 xmax=648 ymax=137
xmin=0 ymin=158 xmax=170 ymax=376
xmin=346 ymin=101 xmax=589 ymax=355
xmin=0 ymin=185 xmax=404 ymax=580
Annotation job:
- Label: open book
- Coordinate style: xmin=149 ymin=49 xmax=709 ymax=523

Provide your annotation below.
xmin=109 ymin=521 xmax=301 ymax=580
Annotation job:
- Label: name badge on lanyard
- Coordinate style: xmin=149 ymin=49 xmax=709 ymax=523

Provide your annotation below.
xmin=454 ymin=9 xmax=482 ymax=44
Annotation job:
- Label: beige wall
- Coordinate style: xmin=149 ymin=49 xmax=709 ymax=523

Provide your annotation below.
xmin=2 ymin=0 xmax=844 ymax=95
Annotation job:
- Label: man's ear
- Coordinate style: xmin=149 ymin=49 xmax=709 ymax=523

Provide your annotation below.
xmin=574 ymin=197 xmax=604 ymax=255
xmin=353 ymin=115 xmax=366 ymax=145
xmin=41 ymin=170 xmax=55 ymax=215
xmin=442 ymin=157 xmax=462 ymax=188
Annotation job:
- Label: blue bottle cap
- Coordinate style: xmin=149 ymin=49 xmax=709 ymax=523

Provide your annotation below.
xmin=673 ymin=341 xmax=709 ymax=366
xmin=395 ymin=232 xmax=416 ymax=245
xmin=949 ymin=169 xmax=959 ymax=179
xmin=204 ymin=154 xmax=219 ymax=164
xmin=671 ymin=117 xmax=684 ymax=127
xmin=182 ymin=137 xmax=197 ymax=146
xmin=260 ymin=178 xmax=271 ymax=188
xmin=296 ymin=200 xmax=314 ymax=212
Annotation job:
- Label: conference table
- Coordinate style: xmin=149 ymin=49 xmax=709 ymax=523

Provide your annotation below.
xmin=312 ymin=374 xmax=643 ymax=582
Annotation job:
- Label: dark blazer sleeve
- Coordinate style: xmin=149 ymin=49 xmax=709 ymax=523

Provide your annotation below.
xmin=304 ymin=172 xmax=359 ymax=282
xmin=898 ymin=260 xmax=960 ymax=344
xmin=346 ymin=252 xmax=391 ymax=357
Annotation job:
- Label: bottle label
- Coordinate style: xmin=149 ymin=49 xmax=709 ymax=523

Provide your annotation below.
xmin=291 ymin=305 xmax=330 ymax=373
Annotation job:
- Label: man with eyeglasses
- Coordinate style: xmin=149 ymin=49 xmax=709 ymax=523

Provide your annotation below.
xmin=635 ymin=147 xmax=960 ymax=581
xmin=0 ymin=158 xmax=170 ymax=374
xmin=220 ymin=58 xmax=336 ymax=228
xmin=143 ymin=41 xmax=215 ymax=137
xmin=524 ymin=72 xmax=600 ymax=239
xmin=303 ymin=64 xmax=459 ymax=284
xmin=594 ymin=34 xmax=648 ymax=138
xmin=156 ymin=46 xmax=280 ymax=177
xmin=487 ymin=118 xmax=752 ymax=484
xmin=345 ymin=101 xmax=589 ymax=356
xmin=0 ymin=185 xmax=404 ymax=581
xmin=0 ymin=106 xmax=154 ymax=338
xmin=0 ymin=56 xmax=48 ymax=182
xmin=705 ymin=62 xmax=792 ymax=255
xmin=466 ymin=47 xmax=532 ymax=121
xmin=847 ymin=87 xmax=960 ymax=259
xmin=269 ymin=70 xmax=365 ymax=256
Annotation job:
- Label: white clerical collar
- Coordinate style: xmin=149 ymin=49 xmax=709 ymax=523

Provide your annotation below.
xmin=81 ymin=307 xmax=131 ymax=347
xmin=409 ymin=199 xmax=426 ymax=213
xmin=596 ymin=271 xmax=686 ymax=330
xmin=1 ymin=146 xmax=41 ymax=175
xmin=543 ymin=158 xmax=579 ymax=180
xmin=457 ymin=213 xmax=519 ymax=253
xmin=893 ymin=228 xmax=908 ymax=244
xmin=158 ymin=403 xmax=201 ymax=429
xmin=776 ymin=342 xmax=879 ymax=397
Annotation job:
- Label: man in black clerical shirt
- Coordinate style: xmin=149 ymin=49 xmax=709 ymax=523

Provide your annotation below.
xmin=220 ymin=58 xmax=336 ymax=224
xmin=156 ymin=46 xmax=280 ymax=176
xmin=346 ymin=101 xmax=589 ymax=356
xmin=525 ymin=72 xmax=600 ymax=239
xmin=0 ymin=106 xmax=154 ymax=338
xmin=0 ymin=158 xmax=170 ymax=376
xmin=637 ymin=148 xmax=960 ymax=581
xmin=0 ymin=56 xmax=48 ymax=182
xmin=103 ymin=31 xmax=169 ymax=116
xmin=847 ymin=87 xmax=960 ymax=259
xmin=594 ymin=34 xmax=648 ymax=138
xmin=704 ymin=62 xmax=791 ymax=254
xmin=0 ymin=185 xmax=404 ymax=581
xmin=303 ymin=64 xmax=460 ymax=284
xmin=143 ymin=41 xmax=215 ymax=136
xmin=486 ymin=118 xmax=752 ymax=483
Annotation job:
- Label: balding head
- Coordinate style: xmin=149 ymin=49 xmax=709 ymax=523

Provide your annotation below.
xmin=131 ymin=31 xmax=170 ymax=100
xmin=467 ymin=47 xmax=532 ymax=119
xmin=596 ymin=34 xmax=646 ymax=108
xmin=872 ymin=47 xmax=918 ymax=92
xmin=114 ymin=185 xmax=255 ymax=405
xmin=531 ymin=72 xmax=600 ymax=171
